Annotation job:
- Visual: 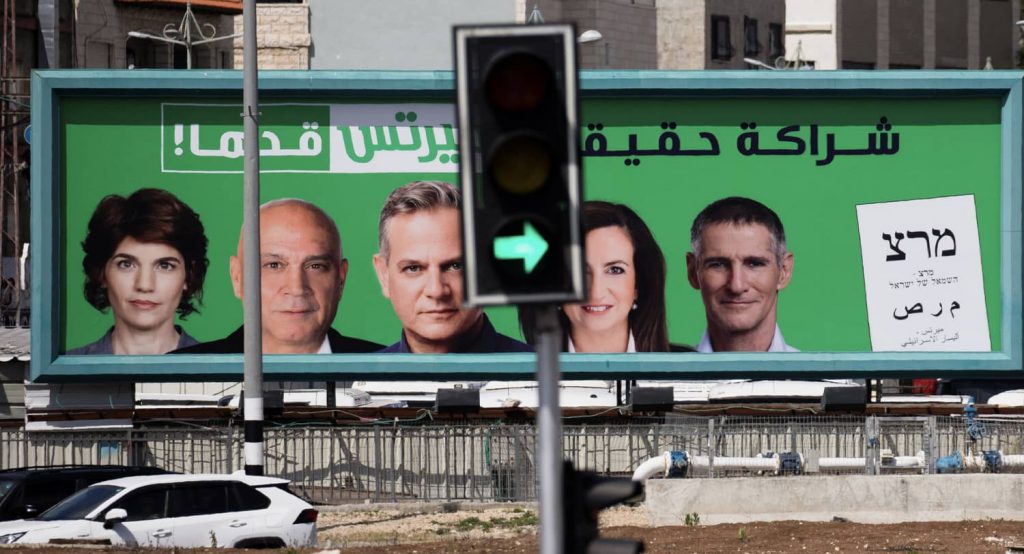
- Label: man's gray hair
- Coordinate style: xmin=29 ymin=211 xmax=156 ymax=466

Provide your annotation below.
xmin=690 ymin=196 xmax=787 ymax=266
xmin=377 ymin=181 xmax=461 ymax=259
xmin=260 ymin=197 xmax=343 ymax=260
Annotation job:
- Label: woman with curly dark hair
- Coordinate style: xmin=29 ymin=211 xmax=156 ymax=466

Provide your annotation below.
xmin=68 ymin=188 xmax=208 ymax=355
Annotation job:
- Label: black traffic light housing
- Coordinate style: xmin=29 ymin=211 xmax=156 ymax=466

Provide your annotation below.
xmin=454 ymin=24 xmax=585 ymax=306
xmin=563 ymin=461 xmax=645 ymax=554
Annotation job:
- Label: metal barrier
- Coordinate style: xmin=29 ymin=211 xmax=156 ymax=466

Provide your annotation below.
xmin=1 ymin=415 xmax=1021 ymax=504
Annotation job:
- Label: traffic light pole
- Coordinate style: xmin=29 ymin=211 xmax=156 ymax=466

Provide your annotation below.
xmin=535 ymin=305 xmax=565 ymax=554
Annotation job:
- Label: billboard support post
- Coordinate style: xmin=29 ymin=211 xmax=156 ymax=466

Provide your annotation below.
xmin=534 ymin=305 xmax=564 ymax=554
xmin=241 ymin=0 xmax=264 ymax=476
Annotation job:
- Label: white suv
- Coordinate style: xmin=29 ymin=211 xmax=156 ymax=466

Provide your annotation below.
xmin=0 ymin=473 xmax=317 ymax=548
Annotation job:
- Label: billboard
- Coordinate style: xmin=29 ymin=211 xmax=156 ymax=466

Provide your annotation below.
xmin=31 ymin=70 xmax=1024 ymax=381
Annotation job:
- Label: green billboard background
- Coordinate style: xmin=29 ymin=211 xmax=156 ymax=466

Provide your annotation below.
xmin=60 ymin=95 xmax=1002 ymax=353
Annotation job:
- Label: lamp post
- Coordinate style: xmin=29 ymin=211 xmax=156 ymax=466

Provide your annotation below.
xmin=127 ymin=0 xmax=242 ymax=69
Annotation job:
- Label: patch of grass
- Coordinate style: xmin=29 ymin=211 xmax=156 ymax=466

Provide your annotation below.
xmin=493 ymin=510 xmax=538 ymax=529
xmin=436 ymin=511 xmax=538 ymax=534
xmin=738 ymin=527 xmax=747 ymax=542
xmin=454 ymin=516 xmax=494 ymax=532
xmin=684 ymin=512 xmax=701 ymax=526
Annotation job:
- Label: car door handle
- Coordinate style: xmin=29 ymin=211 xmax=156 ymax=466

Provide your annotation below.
xmin=229 ymin=521 xmax=247 ymax=528
xmin=153 ymin=530 xmax=172 ymax=538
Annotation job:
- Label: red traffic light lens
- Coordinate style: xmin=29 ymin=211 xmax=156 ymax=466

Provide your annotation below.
xmin=486 ymin=53 xmax=550 ymax=112
xmin=491 ymin=135 xmax=551 ymax=194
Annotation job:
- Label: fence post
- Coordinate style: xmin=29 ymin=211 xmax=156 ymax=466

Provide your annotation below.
xmin=707 ymin=418 xmax=716 ymax=478
xmin=865 ymin=415 xmax=880 ymax=475
xmin=443 ymin=424 xmax=452 ymax=502
xmin=925 ymin=416 xmax=938 ymax=474
xmin=373 ymin=426 xmax=383 ymax=503
xmin=224 ymin=429 xmax=234 ymax=474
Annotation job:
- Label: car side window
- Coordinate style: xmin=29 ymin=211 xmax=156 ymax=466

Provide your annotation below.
xmin=23 ymin=478 xmax=77 ymax=511
xmin=110 ymin=487 xmax=168 ymax=522
xmin=228 ymin=482 xmax=270 ymax=512
xmin=168 ymin=484 xmax=229 ymax=518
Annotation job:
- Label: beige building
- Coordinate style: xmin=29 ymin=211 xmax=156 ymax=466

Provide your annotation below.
xmin=657 ymin=0 xmax=787 ymax=69
xmin=231 ymin=1 xmax=309 ymax=69
xmin=786 ymin=0 xmax=1022 ymax=70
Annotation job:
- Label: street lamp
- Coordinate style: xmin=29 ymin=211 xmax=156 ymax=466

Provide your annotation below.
xmin=743 ymin=57 xmax=776 ymax=70
xmin=127 ymin=0 xmax=241 ymax=69
xmin=527 ymin=4 xmax=603 ymax=44
xmin=577 ymin=29 xmax=603 ymax=44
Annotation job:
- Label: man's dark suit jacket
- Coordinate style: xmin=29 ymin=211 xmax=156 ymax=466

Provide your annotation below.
xmin=172 ymin=326 xmax=383 ymax=354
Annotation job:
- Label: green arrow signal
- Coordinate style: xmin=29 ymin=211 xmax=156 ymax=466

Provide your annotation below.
xmin=493 ymin=221 xmax=549 ymax=273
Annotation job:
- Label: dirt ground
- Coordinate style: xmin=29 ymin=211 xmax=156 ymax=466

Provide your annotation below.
xmin=316 ymin=506 xmax=1024 ymax=553
xmin=3 ymin=506 xmax=1024 ymax=553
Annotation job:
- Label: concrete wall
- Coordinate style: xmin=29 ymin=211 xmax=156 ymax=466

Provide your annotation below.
xmin=889 ymin=0 xmax=923 ymax=68
xmin=979 ymin=0 xmax=1014 ymax=69
xmin=840 ymin=0 xmax=878 ymax=67
xmin=935 ymin=0 xmax=967 ymax=68
xmin=233 ymin=3 xmax=310 ymax=70
xmin=646 ymin=474 xmax=1024 ymax=525
xmin=307 ymin=0 xmax=520 ymax=70
xmin=785 ymin=0 xmax=837 ymax=69
xmin=581 ymin=0 xmax=657 ymax=69
xmin=75 ymin=0 xmax=234 ymax=69
xmin=835 ymin=0 xmax=1017 ymax=70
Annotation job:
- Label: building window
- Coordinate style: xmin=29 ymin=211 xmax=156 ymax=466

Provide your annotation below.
xmin=768 ymin=23 xmax=784 ymax=59
xmin=125 ymin=37 xmax=155 ymax=69
xmin=744 ymin=17 xmax=759 ymax=56
xmin=711 ymin=16 xmax=732 ymax=60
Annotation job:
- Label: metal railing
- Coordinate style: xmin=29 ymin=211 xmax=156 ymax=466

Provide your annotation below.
xmin=2 ymin=414 xmax=1021 ymax=504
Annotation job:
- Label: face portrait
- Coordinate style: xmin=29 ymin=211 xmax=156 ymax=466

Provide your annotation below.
xmin=230 ymin=202 xmax=347 ymax=354
xmin=103 ymin=237 xmax=187 ymax=335
xmin=373 ymin=207 xmax=482 ymax=353
xmin=686 ymin=222 xmax=793 ymax=346
xmin=563 ymin=226 xmax=637 ymax=350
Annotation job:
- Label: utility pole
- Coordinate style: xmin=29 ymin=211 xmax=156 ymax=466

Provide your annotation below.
xmin=241 ymin=0 xmax=264 ymax=476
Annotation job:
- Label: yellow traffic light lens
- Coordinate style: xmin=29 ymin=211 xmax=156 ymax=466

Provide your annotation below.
xmin=486 ymin=53 xmax=550 ymax=112
xmin=491 ymin=136 xmax=551 ymax=194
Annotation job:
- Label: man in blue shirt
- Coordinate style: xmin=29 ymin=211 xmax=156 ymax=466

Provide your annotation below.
xmin=372 ymin=181 xmax=530 ymax=354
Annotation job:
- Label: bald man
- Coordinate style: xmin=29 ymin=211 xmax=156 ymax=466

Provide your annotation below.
xmin=176 ymin=198 xmax=381 ymax=354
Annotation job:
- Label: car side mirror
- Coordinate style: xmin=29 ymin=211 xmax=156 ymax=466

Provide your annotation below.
xmin=22 ymin=505 xmax=38 ymax=518
xmin=103 ymin=508 xmax=127 ymax=529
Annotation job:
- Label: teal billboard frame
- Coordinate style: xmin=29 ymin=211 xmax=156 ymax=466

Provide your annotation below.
xmin=31 ymin=69 xmax=1024 ymax=382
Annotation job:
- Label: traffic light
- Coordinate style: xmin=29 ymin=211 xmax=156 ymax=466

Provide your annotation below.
xmin=563 ymin=461 xmax=645 ymax=554
xmin=454 ymin=24 xmax=585 ymax=306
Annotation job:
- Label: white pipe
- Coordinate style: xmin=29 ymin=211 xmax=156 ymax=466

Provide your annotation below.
xmin=632 ymin=454 xmax=667 ymax=481
xmin=692 ymin=456 xmax=777 ymax=471
xmin=888 ymin=455 xmax=926 ymax=468
xmin=1001 ymin=454 xmax=1024 ymax=467
xmin=819 ymin=457 xmax=866 ymax=470
xmin=689 ymin=455 xmax=710 ymax=469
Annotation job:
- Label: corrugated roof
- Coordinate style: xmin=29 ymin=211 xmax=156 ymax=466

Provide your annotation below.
xmin=0 ymin=327 xmax=29 ymax=361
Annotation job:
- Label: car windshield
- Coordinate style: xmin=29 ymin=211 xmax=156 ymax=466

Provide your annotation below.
xmin=38 ymin=485 xmax=123 ymax=521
